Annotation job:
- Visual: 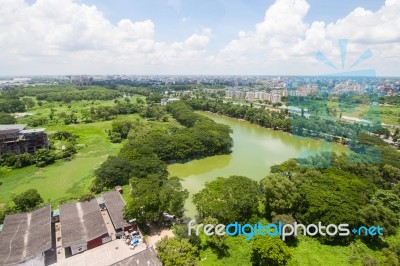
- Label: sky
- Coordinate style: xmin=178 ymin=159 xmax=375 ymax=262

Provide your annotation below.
xmin=1 ymin=0 xmax=399 ymax=76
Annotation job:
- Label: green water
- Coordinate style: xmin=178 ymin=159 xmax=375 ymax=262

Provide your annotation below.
xmin=168 ymin=112 xmax=346 ymax=217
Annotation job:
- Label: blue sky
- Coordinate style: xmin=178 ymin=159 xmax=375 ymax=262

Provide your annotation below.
xmin=74 ymin=0 xmax=385 ymax=50
xmin=2 ymin=0 xmax=399 ymax=75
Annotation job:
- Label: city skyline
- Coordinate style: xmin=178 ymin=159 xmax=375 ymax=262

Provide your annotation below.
xmin=1 ymin=0 xmax=399 ymax=76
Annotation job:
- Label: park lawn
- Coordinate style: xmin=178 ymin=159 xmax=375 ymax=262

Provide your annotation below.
xmin=199 ymin=235 xmax=252 ymax=266
xmin=0 ymin=115 xmax=141 ymax=207
xmin=289 ymin=236 xmax=385 ymax=266
xmin=380 ymin=106 xmax=400 ymax=125
xmin=197 ymin=234 xmax=390 ymax=266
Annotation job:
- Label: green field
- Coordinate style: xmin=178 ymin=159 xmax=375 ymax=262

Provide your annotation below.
xmin=198 ymin=235 xmax=388 ymax=266
xmin=0 ymin=113 xmax=141 ymax=207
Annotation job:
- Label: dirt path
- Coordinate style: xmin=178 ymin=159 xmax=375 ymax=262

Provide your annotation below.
xmin=145 ymin=225 xmax=174 ymax=249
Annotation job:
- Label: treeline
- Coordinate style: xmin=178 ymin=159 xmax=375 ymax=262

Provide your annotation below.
xmin=186 ymin=98 xmax=291 ymax=131
xmin=35 ymin=88 xmax=121 ymax=102
xmin=4 ymin=85 xmax=125 ymax=103
xmin=380 ymin=96 xmax=400 ymax=106
xmin=0 ymin=98 xmax=25 ymax=113
xmin=186 ymin=99 xmax=387 ymax=147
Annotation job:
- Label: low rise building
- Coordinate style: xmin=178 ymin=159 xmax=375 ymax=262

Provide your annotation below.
xmin=59 ymin=199 xmax=110 ymax=256
xmin=111 ymin=247 xmax=162 ymax=266
xmin=0 ymin=206 xmax=52 ymax=266
xmin=102 ymin=191 xmax=131 ymax=232
xmin=0 ymin=124 xmax=49 ymax=155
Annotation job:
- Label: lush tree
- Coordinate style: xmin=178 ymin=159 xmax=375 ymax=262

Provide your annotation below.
xmin=202 ymin=216 xmax=228 ymax=254
xmin=382 ymin=164 xmax=400 ymax=185
xmin=146 ymin=93 xmax=164 ymax=104
xmin=125 ymin=176 xmax=162 ymax=223
xmin=22 ymin=98 xmax=35 ymax=109
xmin=124 ymin=176 xmax=188 ymax=223
xmin=173 ymin=223 xmax=201 ymax=246
xmin=0 ymin=153 xmax=34 ymax=168
xmin=159 ymin=176 xmax=189 ymax=218
xmin=294 ymin=167 xmax=373 ymax=244
xmin=261 ymin=173 xmax=299 ymax=218
xmin=0 ymin=98 xmax=26 ymax=113
xmin=130 ymin=153 xmax=169 ymax=179
xmin=251 ymin=235 xmax=291 ymax=266
xmin=359 ymin=204 xmax=398 ymax=236
xmin=371 ymin=190 xmax=400 ymax=214
xmin=139 ymin=105 xmax=166 ymax=121
xmin=13 ymin=189 xmax=43 ymax=212
xmin=109 ymin=132 xmax=122 ymax=143
xmin=0 ymin=113 xmax=16 ymax=124
xmin=156 ymin=237 xmax=199 ymax=266
xmin=34 ymin=149 xmax=56 ymax=167
xmin=111 ymin=119 xmax=134 ymax=139
xmin=93 ymin=156 xmax=135 ymax=191
xmin=193 ymin=176 xmax=260 ymax=224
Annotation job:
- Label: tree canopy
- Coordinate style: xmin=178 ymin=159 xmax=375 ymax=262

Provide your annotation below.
xmin=124 ymin=176 xmax=188 ymax=223
xmin=193 ymin=176 xmax=260 ymax=224
xmin=13 ymin=189 xmax=43 ymax=212
xmin=156 ymin=237 xmax=199 ymax=266
xmin=251 ymin=235 xmax=291 ymax=266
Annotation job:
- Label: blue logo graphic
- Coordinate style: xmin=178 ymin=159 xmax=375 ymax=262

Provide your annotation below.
xmin=287 ymin=39 xmax=381 ymax=167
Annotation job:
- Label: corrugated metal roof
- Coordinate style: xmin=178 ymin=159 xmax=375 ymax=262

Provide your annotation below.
xmin=102 ymin=191 xmax=130 ymax=231
xmin=111 ymin=247 xmax=162 ymax=266
xmin=0 ymin=125 xmax=26 ymax=131
xmin=59 ymin=199 xmax=108 ymax=247
xmin=0 ymin=206 xmax=52 ymax=266
xmin=20 ymin=129 xmax=46 ymax=134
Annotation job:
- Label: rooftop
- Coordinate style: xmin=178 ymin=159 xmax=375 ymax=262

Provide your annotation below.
xmin=59 ymin=199 xmax=108 ymax=247
xmin=111 ymin=247 xmax=162 ymax=266
xmin=0 ymin=124 xmax=26 ymax=132
xmin=0 ymin=206 xmax=52 ymax=266
xmin=20 ymin=128 xmax=46 ymax=134
xmin=102 ymin=191 xmax=130 ymax=231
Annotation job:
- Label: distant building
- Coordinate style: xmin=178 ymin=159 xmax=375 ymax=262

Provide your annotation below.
xmin=160 ymin=98 xmax=180 ymax=105
xmin=102 ymin=191 xmax=132 ymax=232
xmin=59 ymin=199 xmax=110 ymax=256
xmin=0 ymin=124 xmax=49 ymax=155
xmin=245 ymin=92 xmax=255 ymax=101
xmin=0 ymin=206 xmax=52 ymax=266
xmin=271 ymin=93 xmax=282 ymax=103
xmin=69 ymin=75 xmax=92 ymax=86
xmin=225 ymin=90 xmax=234 ymax=98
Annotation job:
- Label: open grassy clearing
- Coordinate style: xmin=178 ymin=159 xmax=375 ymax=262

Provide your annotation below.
xmin=197 ymin=234 xmax=388 ymax=266
xmin=0 ymin=113 xmax=143 ymax=207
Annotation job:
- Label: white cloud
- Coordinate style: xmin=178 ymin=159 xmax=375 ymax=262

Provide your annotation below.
xmin=215 ymin=0 xmax=400 ymax=75
xmin=326 ymin=3 xmax=400 ymax=44
xmin=0 ymin=0 xmax=212 ymax=74
xmin=0 ymin=0 xmax=399 ymax=75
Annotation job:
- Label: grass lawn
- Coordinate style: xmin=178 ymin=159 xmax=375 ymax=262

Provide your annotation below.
xmin=380 ymin=106 xmax=400 ymax=125
xmin=197 ymin=234 xmax=390 ymax=266
xmin=0 ymin=114 xmax=141 ymax=208
xmin=289 ymin=236 xmax=385 ymax=266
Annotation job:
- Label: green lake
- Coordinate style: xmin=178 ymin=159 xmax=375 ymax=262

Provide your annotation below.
xmin=168 ymin=112 xmax=346 ymax=217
